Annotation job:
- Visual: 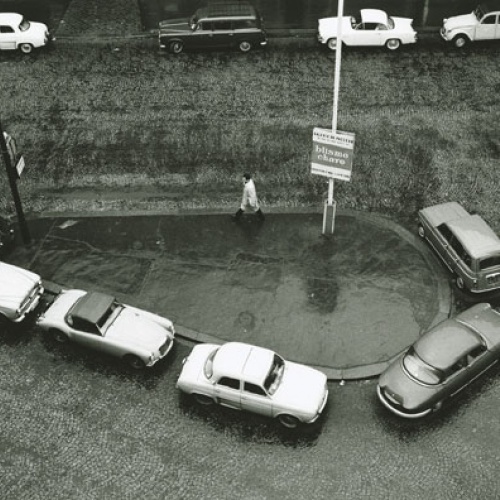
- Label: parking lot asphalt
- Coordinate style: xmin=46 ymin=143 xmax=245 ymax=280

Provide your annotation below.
xmin=5 ymin=209 xmax=452 ymax=380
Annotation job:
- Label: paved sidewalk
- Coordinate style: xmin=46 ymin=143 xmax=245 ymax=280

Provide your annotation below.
xmin=6 ymin=209 xmax=452 ymax=380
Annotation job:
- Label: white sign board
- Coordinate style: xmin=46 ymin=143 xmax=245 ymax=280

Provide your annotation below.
xmin=311 ymin=128 xmax=355 ymax=181
xmin=15 ymin=155 xmax=25 ymax=177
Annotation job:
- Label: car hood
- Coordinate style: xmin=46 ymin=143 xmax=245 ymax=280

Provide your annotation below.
xmin=443 ymin=13 xmax=477 ymax=30
xmin=274 ymin=362 xmax=327 ymax=412
xmin=378 ymin=358 xmax=439 ymax=412
xmin=106 ymin=308 xmax=169 ymax=350
xmin=0 ymin=263 xmax=40 ymax=309
xmin=159 ymin=19 xmax=193 ymax=33
xmin=318 ymin=16 xmax=352 ymax=37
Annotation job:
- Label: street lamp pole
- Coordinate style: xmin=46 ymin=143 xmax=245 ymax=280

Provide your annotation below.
xmin=0 ymin=117 xmax=31 ymax=245
xmin=323 ymin=0 xmax=344 ymax=235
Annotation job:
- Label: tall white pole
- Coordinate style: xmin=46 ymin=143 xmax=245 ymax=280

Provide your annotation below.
xmin=328 ymin=0 xmax=344 ymax=207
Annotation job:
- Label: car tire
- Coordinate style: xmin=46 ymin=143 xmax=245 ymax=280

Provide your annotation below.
xmin=456 ymin=276 xmax=465 ymax=290
xmin=51 ymin=329 xmax=69 ymax=343
xmin=327 ymin=38 xmax=338 ymax=51
xmin=278 ymin=414 xmax=300 ymax=429
xmin=417 ymin=225 xmax=425 ymax=238
xmin=124 ymin=354 xmax=146 ymax=370
xmin=169 ymin=41 xmax=184 ymax=54
xmin=239 ymin=41 xmax=252 ymax=53
xmin=194 ymin=393 xmax=214 ymax=405
xmin=453 ymin=35 xmax=468 ymax=49
xmin=19 ymin=43 xmax=34 ymax=54
xmin=385 ymin=39 xmax=401 ymax=51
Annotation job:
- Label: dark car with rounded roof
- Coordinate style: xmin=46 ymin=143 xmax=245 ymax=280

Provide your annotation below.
xmin=377 ymin=303 xmax=500 ymax=418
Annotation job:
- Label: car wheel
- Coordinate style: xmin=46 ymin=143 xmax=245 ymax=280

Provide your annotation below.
xmin=124 ymin=355 xmax=146 ymax=370
xmin=417 ymin=225 xmax=425 ymax=238
xmin=239 ymin=41 xmax=252 ymax=53
xmin=51 ymin=329 xmax=68 ymax=343
xmin=385 ymin=39 xmax=401 ymax=51
xmin=278 ymin=414 xmax=300 ymax=429
xmin=19 ymin=43 xmax=34 ymax=54
xmin=194 ymin=394 xmax=214 ymax=405
xmin=453 ymin=35 xmax=468 ymax=48
xmin=327 ymin=38 xmax=338 ymax=51
xmin=170 ymin=41 xmax=184 ymax=54
xmin=456 ymin=276 xmax=465 ymax=290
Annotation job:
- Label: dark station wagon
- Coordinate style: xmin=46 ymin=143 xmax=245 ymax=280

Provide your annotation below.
xmin=418 ymin=201 xmax=500 ymax=293
xmin=159 ymin=2 xmax=267 ymax=54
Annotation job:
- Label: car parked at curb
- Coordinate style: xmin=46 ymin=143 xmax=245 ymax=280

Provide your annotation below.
xmin=158 ymin=1 xmax=267 ymax=54
xmin=318 ymin=9 xmax=417 ymax=51
xmin=418 ymin=201 xmax=500 ymax=293
xmin=378 ymin=303 xmax=500 ymax=418
xmin=36 ymin=288 xmax=175 ymax=369
xmin=441 ymin=3 xmax=500 ymax=48
xmin=177 ymin=341 xmax=328 ymax=428
xmin=0 ymin=262 xmax=43 ymax=322
xmin=0 ymin=12 xmax=52 ymax=54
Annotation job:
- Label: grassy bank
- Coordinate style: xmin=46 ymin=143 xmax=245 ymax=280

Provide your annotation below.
xmin=1 ymin=41 xmax=499 ymax=229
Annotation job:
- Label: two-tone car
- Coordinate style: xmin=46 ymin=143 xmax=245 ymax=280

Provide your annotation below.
xmin=36 ymin=289 xmax=175 ymax=369
xmin=441 ymin=4 xmax=500 ymax=48
xmin=0 ymin=12 xmax=52 ymax=54
xmin=0 ymin=262 xmax=43 ymax=322
xmin=418 ymin=201 xmax=500 ymax=293
xmin=378 ymin=303 xmax=500 ymax=418
xmin=318 ymin=9 xmax=417 ymax=51
xmin=177 ymin=341 xmax=328 ymax=428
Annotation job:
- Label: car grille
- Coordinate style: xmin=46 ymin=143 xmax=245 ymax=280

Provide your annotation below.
xmin=20 ymin=282 xmax=42 ymax=314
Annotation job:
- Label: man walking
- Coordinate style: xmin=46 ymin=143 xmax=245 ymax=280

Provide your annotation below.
xmin=233 ymin=173 xmax=265 ymax=221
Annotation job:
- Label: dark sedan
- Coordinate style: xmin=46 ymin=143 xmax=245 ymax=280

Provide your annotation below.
xmin=377 ymin=303 xmax=500 ymax=418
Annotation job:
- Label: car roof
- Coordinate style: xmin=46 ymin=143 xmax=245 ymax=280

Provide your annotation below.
xmin=196 ymin=2 xmax=257 ymax=19
xmin=448 ymin=214 xmax=500 ymax=259
xmin=0 ymin=13 xmax=23 ymax=23
xmin=456 ymin=302 xmax=500 ymax=347
xmin=213 ymin=342 xmax=274 ymax=385
xmin=360 ymin=9 xmax=388 ymax=24
xmin=414 ymin=319 xmax=483 ymax=370
xmin=70 ymin=291 xmax=115 ymax=325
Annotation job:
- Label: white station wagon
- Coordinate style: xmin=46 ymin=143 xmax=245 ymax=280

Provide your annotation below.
xmin=441 ymin=4 xmax=500 ymax=47
xmin=37 ymin=289 xmax=175 ymax=369
xmin=0 ymin=12 xmax=51 ymax=54
xmin=0 ymin=262 xmax=44 ymax=322
xmin=318 ymin=9 xmax=417 ymax=51
xmin=177 ymin=341 xmax=329 ymax=428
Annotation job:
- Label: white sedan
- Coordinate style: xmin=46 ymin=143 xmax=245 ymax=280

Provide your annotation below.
xmin=36 ymin=289 xmax=175 ymax=369
xmin=0 ymin=13 xmax=52 ymax=54
xmin=177 ymin=341 xmax=329 ymax=428
xmin=0 ymin=262 xmax=43 ymax=322
xmin=318 ymin=9 xmax=417 ymax=51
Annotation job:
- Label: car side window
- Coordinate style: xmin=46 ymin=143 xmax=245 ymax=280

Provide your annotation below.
xmin=448 ymin=237 xmax=472 ymax=268
xmin=217 ymin=377 xmax=240 ymax=389
xmin=0 ymin=26 xmax=15 ymax=33
xmin=72 ymin=317 xmax=100 ymax=335
xmin=212 ymin=21 xmax=232 ymax=31
xmin=364 ymin=23 xmax=379 ymax=31
xmin=481 ymin=14 xmax=497 ymax=24
xmin=446 ymin=356 xmax=468 ymax=377
xmin=355 ymin=23 xmax=365 ymax=30
xmin=244 ymin=382 xmax=267 ymax=396
xmin=233 ymin=20 xmax=255 ymax=29
xmin=437 ymin=223 xmax=453 ymax=242
xmin=197 ymin=22 xmax=211 ymax=31
xmin=467 ymin=345 xmax=487 ymax=364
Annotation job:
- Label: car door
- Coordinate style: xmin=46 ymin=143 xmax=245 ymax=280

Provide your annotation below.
xmin=70 ymin=317 xmax=112 ymax=354
xmin=475 ymin=13 xmax=498 ymax=40
xmin=241 ymin=382 xmax=273 ymax=417
xmin=211 ymin=20 xmax=233 ymax=48
xmin=351 ymin=22 xmax=383 ymax=46
xmin=214 ymin=377 xmax=242 ymax=409
xmin=191 ymin=21 xmax=215 ymax=49
xmin=465 ymin=345 xmax=497 ymax=385
xmin=0 ymin=25 xmax=17 ymax=50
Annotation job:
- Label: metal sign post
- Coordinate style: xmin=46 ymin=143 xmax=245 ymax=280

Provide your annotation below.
xmin=0 ymin=118 xmax=31 ymax=244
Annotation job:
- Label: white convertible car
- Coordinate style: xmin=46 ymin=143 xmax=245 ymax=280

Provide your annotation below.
xmin=37 ymin=289 xmax=175 ymax=369
xmin=177 ymin=341 xmax=329 ymax=428
xmin=318 ymin=9 xmax=417 ymax=51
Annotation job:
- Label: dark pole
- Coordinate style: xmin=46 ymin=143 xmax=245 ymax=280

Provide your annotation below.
xmin=0 ymin=118 xmax=31 ymax=244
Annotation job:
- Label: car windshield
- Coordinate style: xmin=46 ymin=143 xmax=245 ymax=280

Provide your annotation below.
xmin=474 ymin=5 xmax=487 ymax=20
xmin=480 ymin=254 xmax=500 ymax=270
xmin=403 ymin=347 xmax=444 ymax=385
xmin=97 ymin=302 xmax=122 ymax=333
xmin=263 ymin=354 xmax=284 ymax=395
xmin=19 ymin=18 xmax=30 ymax=32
